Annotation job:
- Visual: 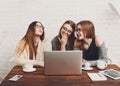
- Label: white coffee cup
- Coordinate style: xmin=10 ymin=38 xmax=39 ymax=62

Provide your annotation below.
xmin=23 ymin=64 xmax=33 ymax=70
xmin=84 ymin=62 xmax=91 ymax=69
xmin=97 ymin=60 xmax=107 ymax=70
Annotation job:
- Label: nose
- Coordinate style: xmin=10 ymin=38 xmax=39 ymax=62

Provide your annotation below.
xmin=63 ymin=30 xmax=68 ymax=34
xmin=39 ymin=27 xmax=43 ymax=31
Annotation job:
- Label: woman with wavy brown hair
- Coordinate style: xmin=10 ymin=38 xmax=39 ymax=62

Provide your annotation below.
xmin=74 ymin=20 xmax=111 ymax=66
xmin=15 ymin=21 xmax=51 ymax=67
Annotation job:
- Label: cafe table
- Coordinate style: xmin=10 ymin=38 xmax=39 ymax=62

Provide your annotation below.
xmin=0 ymin=64 xmax=120 ymax=86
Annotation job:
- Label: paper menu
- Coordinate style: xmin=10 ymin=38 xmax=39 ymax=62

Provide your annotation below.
xmin=87 ymin=73 xmax=107 ymax=81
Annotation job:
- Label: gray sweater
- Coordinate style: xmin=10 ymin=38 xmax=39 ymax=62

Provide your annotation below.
xmin=97 ymin=43 xmax=111 ymax=63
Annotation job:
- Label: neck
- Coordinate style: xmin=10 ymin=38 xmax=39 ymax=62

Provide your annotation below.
xmin=83 ymin=38 xmax=92 ymax=45
xmin=34 ymin=36 xmax=40 ymax=46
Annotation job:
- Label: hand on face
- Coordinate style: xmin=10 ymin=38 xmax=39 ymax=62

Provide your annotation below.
xmin=76 ymin=24 xmax=85 ymax=40
xmin=58 ymin=33 xmax=68 ymax=46
xmin=75 ymin=31 xmax=80 ymax=39
xmin=75 ymin=30 xmax=84 ymax=40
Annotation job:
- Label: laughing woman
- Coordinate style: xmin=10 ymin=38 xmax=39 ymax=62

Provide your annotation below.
xmin=74 ymin=20 xmax=111 ymax=66
xmin=52 ymin=20 xmax=76 ymax=50
xmin=15 ymin=21 xmax=51 ymax=67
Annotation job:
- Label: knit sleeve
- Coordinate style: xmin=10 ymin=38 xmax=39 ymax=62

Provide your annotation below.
xmin=51 ymin=37 xmax=58 ymax=50
xmin=98 ymin=42 xmax=112 ymax=63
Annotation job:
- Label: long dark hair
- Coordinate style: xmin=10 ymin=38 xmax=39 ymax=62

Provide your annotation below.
xmin=55 ymin=20 xmax=76 ymax=50
xmin=16 ymin=21 xmax=45 ymax=59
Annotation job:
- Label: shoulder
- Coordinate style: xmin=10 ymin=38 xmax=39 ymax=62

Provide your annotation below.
xmin=42 ymin=38 xmax=50 ymax=43
xmin=19 ymin=39 xmax=25 ymax=45
xmin=41 ymin=38 xmax=51 ymax=45
xmin=51 ymin=36 xmax=58 ymax=43
xmin=95 ymin=35 xmax=103 ymax=47
xmin=16 ymin=39 xmax=25 ymax=49
xmin=42 ymin=38 xmax=48 ymax=42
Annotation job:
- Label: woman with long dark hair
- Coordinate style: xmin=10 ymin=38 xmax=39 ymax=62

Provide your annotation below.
xmin=52 ymin=20 xmax=76 ymax=50
xmin=15 ymin=21 xmax=51 ymax=67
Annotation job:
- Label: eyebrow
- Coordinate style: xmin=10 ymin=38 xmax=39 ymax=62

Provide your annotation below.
xmin=63 ymin=26 xmax=73 ymax=33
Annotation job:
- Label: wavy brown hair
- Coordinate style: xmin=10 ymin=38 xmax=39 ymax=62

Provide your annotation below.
xmin=16 ymin=21 xmax=45 ymax=59
xmin=74 ymin=20 xmax=95 ymax=50
xmin=77 ymin=20 xmax=95 ymax=38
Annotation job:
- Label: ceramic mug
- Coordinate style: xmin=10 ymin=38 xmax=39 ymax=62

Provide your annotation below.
xmin=97 ymin=60 xmax=107 ymax=70
xmin=23 ymin=64 xmax=33 ymax=70
xmin=84 ymin=62 xmax=91 ymax=69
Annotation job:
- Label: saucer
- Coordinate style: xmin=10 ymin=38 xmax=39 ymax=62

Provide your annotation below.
xmin=82 ymin=67 xmax=93 ymax=70
xmin=23 ymin=68 xmax=36 ymax=72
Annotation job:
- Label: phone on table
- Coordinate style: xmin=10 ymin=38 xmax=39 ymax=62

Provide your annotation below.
xmin=9 ymin=75 xmax=23 ymax=81
xmin=100 ymin=69 xmax=120 ymax=80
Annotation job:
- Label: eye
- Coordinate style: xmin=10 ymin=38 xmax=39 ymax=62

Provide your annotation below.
xmin=63 ymin=27 xmax=67 ymax=31
xmin=67 ymin=30 xmax=72 ymax=34
xmin=36 ymin=24 xmax=44 ymax=29
xmin=62 ymin=26 xmax=72 ymax=34
xmin=76 ymin=28 xmax=81 ymax=32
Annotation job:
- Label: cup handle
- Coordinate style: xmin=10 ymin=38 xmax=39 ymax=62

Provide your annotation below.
xmin=105 ymin=63 xmax=108 ymax=67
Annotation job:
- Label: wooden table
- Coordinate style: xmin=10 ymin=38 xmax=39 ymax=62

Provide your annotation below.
xmin=0 ymin=64 xmax=120 ymax=86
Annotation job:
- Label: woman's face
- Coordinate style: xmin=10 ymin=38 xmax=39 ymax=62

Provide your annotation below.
xmin=60 ymin=24 xmax=73 ymax=38
xmin=76 ymin=24 xmax=85 ymax=40
xmin=34 ymin=22 xmax=44 ymax=36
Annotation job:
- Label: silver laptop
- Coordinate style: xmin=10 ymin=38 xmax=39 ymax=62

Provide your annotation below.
xmin=44 ymin=51 xmax=82 ymax=75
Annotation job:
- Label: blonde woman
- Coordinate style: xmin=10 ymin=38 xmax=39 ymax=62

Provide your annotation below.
xmin=15 ymin=21 xmax=51 ymax=67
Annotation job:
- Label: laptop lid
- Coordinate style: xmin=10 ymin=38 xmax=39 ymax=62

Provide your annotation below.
xmin=44 ymin=51 xmax=82 ymax=75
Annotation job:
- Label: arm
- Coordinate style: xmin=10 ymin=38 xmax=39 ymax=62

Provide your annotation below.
xmin=15 ymin=56 xmax=42 ymax=66
xmin=97 ymin=43 xmax=112 ymax=64
xmin=15 ymin=49 xmax=43 ymax=66
xmin=44 ymin=39 xmax=52 ymax=51
xmin=36 ymin=39 xmax=52 ymax=67
xmin=97 ymin=43 xmax=108 ymax=60
xmin=51 ymin=38 xmax=58 ymax=50
xmin=59 ymin=35 xmax=68 ymax=51
xmin=95 ymin=36 xmax=111 ymax=63
xmin=95 ymin=35 xmax=103 ymax=47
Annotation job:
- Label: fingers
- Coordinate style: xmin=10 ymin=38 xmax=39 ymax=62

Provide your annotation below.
xmin=58 ymin=36 xmax=67 ymax=45
xmin=74 ymin=32 xmax=77 ymax=38
xmin=62 ymin=34 xmax=68 ymax=41
xmin=58 ymin=37 xmax=61 ymax=42
xmin=75 ymin=32 xmax=80 ymax=39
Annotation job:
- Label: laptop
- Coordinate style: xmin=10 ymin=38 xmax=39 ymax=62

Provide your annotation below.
xmin=44 ymin=51 xmax=82 ymax=75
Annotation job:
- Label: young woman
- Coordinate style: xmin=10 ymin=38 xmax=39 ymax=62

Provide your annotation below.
xmin=52 ymin=20 xmax=76 ymax=50
xmin=74 ymin=20 xmax=110 ymax=65
xmin=15 ymin=21 xmax=51 ymax=67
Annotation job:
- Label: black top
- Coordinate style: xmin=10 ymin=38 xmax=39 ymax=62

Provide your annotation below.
xmin=83 ymin=38 xmax=99 ymax=60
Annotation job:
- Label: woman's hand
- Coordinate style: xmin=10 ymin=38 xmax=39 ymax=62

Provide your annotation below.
xmin=58 ymin=34 xmax=68 ymax=50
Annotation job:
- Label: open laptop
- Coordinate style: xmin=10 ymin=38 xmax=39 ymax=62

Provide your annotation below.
xmin=44 ymin=51 xmax=82 ymax=75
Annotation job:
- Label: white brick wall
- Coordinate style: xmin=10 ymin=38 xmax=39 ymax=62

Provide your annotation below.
xmin=0 ymin=0 xmax=120 ymax=81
